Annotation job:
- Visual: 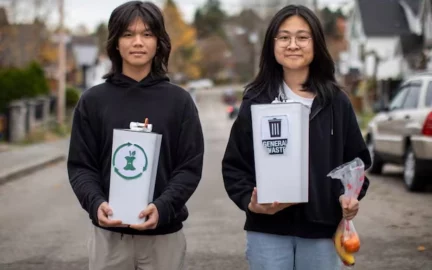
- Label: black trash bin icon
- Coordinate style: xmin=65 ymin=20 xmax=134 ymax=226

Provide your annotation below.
xmin=268 ymin=118 xmax=282 ymax=138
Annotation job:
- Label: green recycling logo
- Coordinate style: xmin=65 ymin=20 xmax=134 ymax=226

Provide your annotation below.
xmin=112 ymin=142 xmax=148 ymax=180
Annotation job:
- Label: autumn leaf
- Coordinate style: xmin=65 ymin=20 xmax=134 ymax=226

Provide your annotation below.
xmin=162 ymin=0 xmax=201 ymax=79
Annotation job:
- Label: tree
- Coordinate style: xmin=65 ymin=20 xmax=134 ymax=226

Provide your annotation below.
xmin=320 ymin=7 xmax=345 ymax=38
xmin=319 ymin=7 xmax=347 ymax=63
xmin=197 ymin=35 xmax=230 ymax=80
xmin=193 ymin=0 xmax=226 ymax=39
xmin=94 ymin=22 xmax=108 ymax=55
xmin=163 ymin=0 xmax=201 ymax=79
xmin=1 ymin=0 xmax=55 ymax=24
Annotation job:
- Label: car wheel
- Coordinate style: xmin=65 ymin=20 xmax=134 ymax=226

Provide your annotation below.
xmin=367 ymin=138 xmax=384 ymax=174
xmin=404 ymin=146 xmax=426 ymax=191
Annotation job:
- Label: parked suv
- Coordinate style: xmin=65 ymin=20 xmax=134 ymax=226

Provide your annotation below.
xmin=366 ymin=73 xmax=432 ymax=191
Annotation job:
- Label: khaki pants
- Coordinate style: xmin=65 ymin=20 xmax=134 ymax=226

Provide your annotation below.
xmin=88 ymin=225 xmax=186 ymax=270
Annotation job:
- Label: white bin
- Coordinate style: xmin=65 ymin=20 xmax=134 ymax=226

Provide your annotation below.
xmin=251 ymin=101 xmax=309 ymax=204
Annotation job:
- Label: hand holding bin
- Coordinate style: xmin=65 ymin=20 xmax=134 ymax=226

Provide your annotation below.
xmin=108 ymin=119 xmax=162 ymax=225
xmin=328 ymin=157 xmax=365 ymax=267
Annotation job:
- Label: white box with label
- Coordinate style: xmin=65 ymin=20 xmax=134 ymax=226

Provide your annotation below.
xmin=251 ymin=102 xmax=309 ymax=204
xmin=108 ymin=125 xmax=162 ymax=225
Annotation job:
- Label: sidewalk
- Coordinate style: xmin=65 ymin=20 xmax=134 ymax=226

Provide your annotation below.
xmin=0 ymin=138 xmax=70 ymax=185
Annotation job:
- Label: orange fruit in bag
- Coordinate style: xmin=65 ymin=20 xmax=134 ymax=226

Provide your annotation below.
xmin=343 ymin=233 xmax=360 ymax=253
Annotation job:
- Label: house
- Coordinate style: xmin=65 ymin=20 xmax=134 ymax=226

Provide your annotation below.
xmin=0 ymin=19 xmax=47 ymax=68
xmin=341 ymin=0 xmax=425 ymax=82
xmin=69 ymin=35 xmax=99 ymax=90
xmin=45 ymin=34 xmax=100 ymax=91
xmin=87 ymin=54 xmax=111 ymax=88
xmin=223 ymin=9 xmax=263 ymax=82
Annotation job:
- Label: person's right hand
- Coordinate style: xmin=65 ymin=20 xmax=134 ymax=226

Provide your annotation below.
xmin=248 ymin=187 xmax=297 ymax=215
xmin=97 ymin=202 xmax=123 ymax=227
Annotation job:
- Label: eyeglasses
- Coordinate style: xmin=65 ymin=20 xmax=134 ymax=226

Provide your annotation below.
xmin=274 ymin=35 xmax=312 ymax=48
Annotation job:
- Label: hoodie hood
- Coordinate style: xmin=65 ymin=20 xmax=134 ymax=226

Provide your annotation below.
xmin=106 ymin=72 xmax=170 ymax=89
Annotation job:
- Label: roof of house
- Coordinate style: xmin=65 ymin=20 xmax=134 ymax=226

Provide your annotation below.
xmin=72 ymin=45 xmax=98 ymax=66
xmin=71 ymin=35 xmax=98 ymax=46
xmin=357 ymin=0 xmax=413 ymax=36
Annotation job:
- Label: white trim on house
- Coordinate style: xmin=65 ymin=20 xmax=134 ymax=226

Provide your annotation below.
xmin=341 ymin=1 xmax=367 ymax=74
xmin=422 ymin=0 xmax=432 ymax=47
xmin=399 ymin=0 xmax=422 ymax=35
xmin=364 ymin=37 xmax=403 ymax=79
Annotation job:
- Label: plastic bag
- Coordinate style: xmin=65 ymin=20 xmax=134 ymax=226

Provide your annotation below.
xmin=327 ymin=157 xmax=365 ymax=267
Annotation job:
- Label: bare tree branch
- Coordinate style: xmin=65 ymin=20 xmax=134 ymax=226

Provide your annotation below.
xmin=0 ymin=0 xmax=55 ymax=24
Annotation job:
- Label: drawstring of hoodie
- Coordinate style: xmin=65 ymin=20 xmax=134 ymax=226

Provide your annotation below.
xmin=330 ymin=104 xmax=334 ymax=136
xmin=120 ymin=233 xmax=134 ymax=240
xmin=277 ymin=88 xmax=334 ymax=136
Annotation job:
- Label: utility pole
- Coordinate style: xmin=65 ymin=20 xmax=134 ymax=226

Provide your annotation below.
xmin=57 ymin=0 xmax=66 ymax=125
xmin=313 ymin=0 xmax=318 ymax=12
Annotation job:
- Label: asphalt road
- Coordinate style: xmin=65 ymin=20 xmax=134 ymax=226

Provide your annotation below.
xmin=0 ymin=89 xmax=431 ymax=270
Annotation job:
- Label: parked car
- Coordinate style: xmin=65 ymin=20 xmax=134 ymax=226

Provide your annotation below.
xmin=366 ymin=72 xmax=432 ymax=191
xmin=185 ymin=79 xmax=214 ymax=90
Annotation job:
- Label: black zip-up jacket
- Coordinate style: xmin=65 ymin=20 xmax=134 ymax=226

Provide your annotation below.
xmin=222 ymin=89 xmax=371 ymax=238
xmin=67 ymin=73 xmax=204 ymax=235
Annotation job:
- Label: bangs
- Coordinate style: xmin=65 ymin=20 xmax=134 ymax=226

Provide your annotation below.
xmin=117 ymin=8 xmax=159 ymax=34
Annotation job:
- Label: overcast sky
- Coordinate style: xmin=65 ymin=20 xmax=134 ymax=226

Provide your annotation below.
xmin=1 ymin=0 xmax=350 ymax=32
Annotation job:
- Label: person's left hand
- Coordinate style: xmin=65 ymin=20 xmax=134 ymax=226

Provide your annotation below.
xmin=339 ymin=195 xmax=359 ymax=220
xmin=129 ymin=203 xmax=159 ymax=230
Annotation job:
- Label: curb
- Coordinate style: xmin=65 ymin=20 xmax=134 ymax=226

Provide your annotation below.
xmin=0 ymin=154 xmax=66 ymax=185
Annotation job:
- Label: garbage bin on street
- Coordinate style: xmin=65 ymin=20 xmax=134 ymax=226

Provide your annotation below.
xmin=8 ymin=101 xmax=27 ymax=143
xmin=0 ymin=114 xmax=7 ymax=141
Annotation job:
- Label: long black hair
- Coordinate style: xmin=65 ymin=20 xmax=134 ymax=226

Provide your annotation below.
xmin=245 ymin=5 xmax=339 ymax=105
xmin=103 ymin=1 xmax=171 ymax=79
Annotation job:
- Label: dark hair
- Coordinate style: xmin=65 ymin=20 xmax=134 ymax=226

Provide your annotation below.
xmin=103 ymin=1 xmax=171 ymax=79
xmin=245 ymin=5 xmax=339 ymax=105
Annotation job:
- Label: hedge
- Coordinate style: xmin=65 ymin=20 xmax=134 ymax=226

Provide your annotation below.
xmin=0 ymin=61 xmax=50 ymax=113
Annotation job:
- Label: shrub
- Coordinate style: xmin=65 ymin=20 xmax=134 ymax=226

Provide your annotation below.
xmin=66 ymin=86 xmax=81 ymax=108
xmin=0 ymin=61 xmax=49 ymax=113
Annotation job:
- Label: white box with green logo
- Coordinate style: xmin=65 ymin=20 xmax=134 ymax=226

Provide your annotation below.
xmin=251 ymin=101 xmax=309 ymax=204
xmin=108 ymin=123 xmax=162 ymax=225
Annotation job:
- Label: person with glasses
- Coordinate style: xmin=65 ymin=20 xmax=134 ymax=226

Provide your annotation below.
xmin=222 ymin=5 xmax=371 ymax=270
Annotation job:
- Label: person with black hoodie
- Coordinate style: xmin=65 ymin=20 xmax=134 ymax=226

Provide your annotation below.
xmin=222 ymin=5 xmax=371 ymax=270
xmin=67 ymin=2 xmax=204 ymax=270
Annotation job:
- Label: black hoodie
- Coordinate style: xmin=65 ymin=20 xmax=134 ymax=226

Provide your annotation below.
xmin=222 ymin=89 xmax=371 ymax=239
xmin=67 ymin=73 xmax=204 ymax=235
